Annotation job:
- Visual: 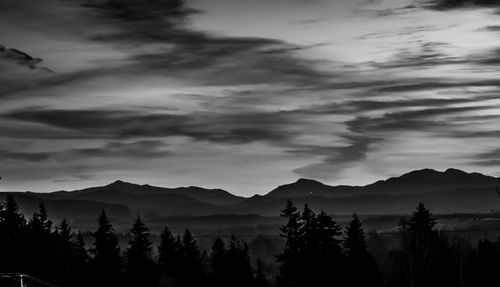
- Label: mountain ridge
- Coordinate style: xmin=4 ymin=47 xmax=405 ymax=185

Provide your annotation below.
xmin=2 ymin=168 xmax=500 ymax=223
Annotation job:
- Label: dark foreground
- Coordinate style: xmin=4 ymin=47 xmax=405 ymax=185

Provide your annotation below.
xmin=0 ymin=195 xmax=499 ymax=287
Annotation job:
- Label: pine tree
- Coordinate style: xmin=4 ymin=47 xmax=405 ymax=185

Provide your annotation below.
xmin=26 ymin=201 xmax=57 ymax=282
xmin=279 ymin=199 xmax=302 ymax=250
xmin=316 ymin=211 xmax=342 ymax=255
xmin=72 ymin=232 xmax=90 ymax=287
xmin=300 ymin=204 xmax=316 ymax=244
xmin=344 ymin=214 xmax=367 ymax=256
xmin=74 ymin=232 xmax=90 ymax=263
xmin=58 ymin=218 xmax=73 ymax=248
xmin=0 ymin=195 xmax=26 ymax=271
xmin=404 ymin=203 xmax=438 ymax=287
xmin=0 ymin=195 xmax=26 ymax=234
xmin=90 ymin=210 xmax=123 ymax=287
xmin=55 ymin=218 xmax=74 ymax=286
xmin=344 ymin=214 xmax=383 ymax=287
xmin=126 ymin=216 xmax=157 ymax=287
xmin=209 ymin=237 xmax=226 ymax=287
xmin=158 ymin=225 xmax=183 ymax=286
xmin=276 ymin=200 xmax=302 ymax=287
xmin=179 ymin=229 xmax=204 ymax=287
xmin=226 ymin=235 xmax=254 ymax=287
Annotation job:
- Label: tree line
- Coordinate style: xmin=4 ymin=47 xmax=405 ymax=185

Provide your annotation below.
xmin=1 ymin=194 xmax=500 ymax=287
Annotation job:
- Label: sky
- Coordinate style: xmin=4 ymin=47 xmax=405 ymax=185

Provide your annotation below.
xmin=3 ymin=0 xmax=500 ymax=196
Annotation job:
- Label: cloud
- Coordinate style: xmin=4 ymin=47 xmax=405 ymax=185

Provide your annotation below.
xmin=0 ymin=140 xmax=172 ymax=163
xmin=0 ymin=45 xmax=52 ymax=72
xmin=471 ymin=148 xmax=500 ymax=166
xmin=70 ymin=140 xmax=172 ymax=158
xmin=0 ymin=150 xmax=52 ymax=163
xmin=423 ymin=0 xmax=500 ymax=10
xmin=293 ymin=135 xmax=380 ymax=179
xmin=2 ymin=108 xmax=300 ymax=144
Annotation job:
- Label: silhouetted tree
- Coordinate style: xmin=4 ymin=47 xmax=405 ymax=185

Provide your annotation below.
xmin=344 ymin=214 xmax=384 ymax=287
xmin=71 ymin=231 xmax=90 ymax=287
xmin=0 ymin=195 xmax=26 ymax=233
xmin=0 ymin=195 xmax=26 ymax=272
xmin=157 ymin=225 xmax=183 ymax=286
xmin=90 ymin=210 xmax=123 ymax=287
xmin=276 ymin=200 xmax=302 ymax=287
xmin=277 ymin=201 xmax=345 ymax=287
xmin=28 ymin=201 xmax=52 ymax=234
xmin=208 ymin=237 xmax=226 ymax=287
xmin=178 ymin=229 xmax=204 ymax=287
xmin=403 ymin=203 xmax=438 ymax=287
xmin=54 ymin=219 xmax=75 ymax=286
xmin=226 ymin=235 xmax=254 ymax=287
xmin=26 ymin=202 xmax=57 ymax=282
xmin=126 ymin=216 xmax=158 ymax=287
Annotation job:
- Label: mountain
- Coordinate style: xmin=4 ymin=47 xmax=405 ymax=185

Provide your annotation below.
xmin=58 ymin=180 xmax=245 ymax=205
xmin=363 ymin=168 xmax=500 ymax=194
xmin=3 ymin=168 xmax=500 ymax=230
xmin=264 ymin=168 xmax=500 ymax=199
xmin=231 ymin=186 xmax=500 ymax=216
xmin=266 ymin=178 xmax=362 ymax=198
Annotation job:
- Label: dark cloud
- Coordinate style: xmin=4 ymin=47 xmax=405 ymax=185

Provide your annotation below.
xmin=0 ymin=0 xmax=334 ymax=100
xmin=2 ymin=108 xmax=298 ymax=144
xmin=472 ymin=148 xmax=500 ymax=166
xmin=424 ymin=0 xmax=500 ymax=10
xmin=0 ymin=140 xmax=171 ymax=163
xmin=77 ymin=0 xmax=331 ymax=87
xmin=0 ymin=150 xmax=52 ymax=163
xmin=347 ymin=106 xmax=492 ymax=134
xmin=0 ymin=45 xmax=52 ymax=72
xmin=71 ymin=140 xmax=171 ymax=158
xmin=372 ymin=79 xmax=500 ymax=93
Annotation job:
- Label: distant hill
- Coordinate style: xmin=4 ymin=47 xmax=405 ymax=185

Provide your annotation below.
xmin=2 ymin=168 xmax=500 ymax=230
xmin=56 ymin=180 xmax=245 ymax=205
xmin=363 ymin=168 xmax=500 ymax=195
xmin=265 ymin=168 xmax=500 ymax=198
xmin=266 ymin=178 xmax=362 ymax=198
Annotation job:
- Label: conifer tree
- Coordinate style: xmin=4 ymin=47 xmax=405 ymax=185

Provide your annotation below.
xmin=276 ymin=200 xmax=302 ymax=287
xmin=72 ymin=232 xmax=90 ymax=287
xmin=316 ymin=211 xmax=342 ymax=255
xmin=209 ymin=237 xmax=226 ymax=287
xmin=344 ymin=214 xmax=383 ymax=287
xmin=0 ymin=195 xmax=26 ymax=271
xmin=28 ymin=202 xmax=52 ymax=234
xmin=158 ymin=225 xmax=183 ymax=286
xmin=26 ymin=202 xmax=56 ymax=281
xmin=90 ymin=210 xmax=123 ymax=287
xmin=226 ymin=235 xmax=254 ymax=287
xmin=55 ymin=218 xmax=74 ymax=286
xmin=179 ymin=229 xmax=204 ymax=287
xmin=404 ymin=203 xmax=438 ymax=287
xmin=126 ymin=216 xmax=157 ymax=287
xmin=0 ymin=195 xmax=26 ymax=234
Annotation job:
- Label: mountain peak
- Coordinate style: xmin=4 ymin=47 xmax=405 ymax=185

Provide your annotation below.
xmin=295 ymin=178 xmax=323 ymax=185
xmin=110 ymin=180 xmax=127 ymax=185
xmin=444 ymin=168 xmax=467 ymax=175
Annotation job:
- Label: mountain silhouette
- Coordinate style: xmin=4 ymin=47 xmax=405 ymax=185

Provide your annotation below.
xmin=2 ymin=168 xmax=500 ymax=226
xmin=265 ymin=168 xmax=500 ymax=199
xmin=61 ymin=180 xmax=245 ymax=205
